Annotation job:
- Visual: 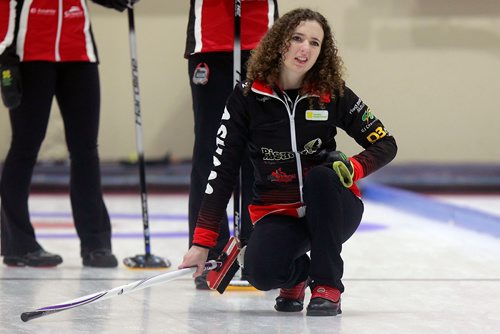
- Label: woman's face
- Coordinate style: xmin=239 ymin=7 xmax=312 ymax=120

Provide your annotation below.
xmin=281 ymin=20 xmax=324 ymax=78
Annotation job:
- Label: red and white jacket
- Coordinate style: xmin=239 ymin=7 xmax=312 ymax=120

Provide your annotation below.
xmin=0 ymin=0 xmax=118 ymax=64
xmin=184 ymin=0 xmax=279 ymax=57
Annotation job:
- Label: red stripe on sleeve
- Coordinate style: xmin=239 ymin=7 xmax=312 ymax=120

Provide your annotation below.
xmin=350 ymin=157 xmax=365 ymax=181
xmin=193 ymin=227 xmax=219 ymax=248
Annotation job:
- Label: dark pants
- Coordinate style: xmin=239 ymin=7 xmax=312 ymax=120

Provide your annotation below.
xmin=244 ymin=166 xmax=364 ymax=293
xmin=187 ymin=52 xmax=254 ymax=259
xmin=0 ymin=61 xmax=112 ymax=257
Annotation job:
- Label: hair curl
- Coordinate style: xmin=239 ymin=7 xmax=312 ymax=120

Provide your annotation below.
xmin=245 ymin=8 xmax=345 ymax=98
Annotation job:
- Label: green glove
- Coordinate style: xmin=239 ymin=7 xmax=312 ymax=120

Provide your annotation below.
xmin=320 ymin=150 xmax=354 ymax=188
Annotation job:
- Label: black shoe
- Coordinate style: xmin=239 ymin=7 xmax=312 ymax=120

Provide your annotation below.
xmin=82 ymin=249 xmax=118 ymax=268
xmin=306 ymin=285 xmax=342 ymax=316
xmin=194 ymin=270 xmax=210 ymax=290
xmin=3 ymin=249 xmax=63 ymax=267
xmin=274 ymin=280 xmax=308 ymax=312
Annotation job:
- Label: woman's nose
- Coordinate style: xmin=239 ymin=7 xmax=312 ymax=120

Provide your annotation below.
xmin=299 ymin=41 xmax=310 ymax=52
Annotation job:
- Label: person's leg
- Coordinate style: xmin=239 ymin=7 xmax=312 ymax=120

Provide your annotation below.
xmin=244 ymin=215 xmax=310 ymax=311
xmin=55 ymin=62 xmax=116 ymax=267
xmin=1 ymin=61 xmax=62 ymax=266
xmin=244 ymin=215 xmax=310 ymax=290
xmin=302 ymin=165 xmax=364 ymax=315
xmin=187 ymin=52 xmax=232 ymax=260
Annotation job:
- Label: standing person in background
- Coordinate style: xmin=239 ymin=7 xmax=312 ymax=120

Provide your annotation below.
xmin=180 ymin=8 xmax=397 ymax=315
xmin=184 ymin=0 xmax=278 ymax=289
xmin=0 ymin=0 xmax=138 ymax=268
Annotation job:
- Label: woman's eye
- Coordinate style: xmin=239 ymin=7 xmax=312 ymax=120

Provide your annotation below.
xmin=311 ymin=41 xmax=320 ymax=47
xmin=292 ymin=35 xmax=302 ymax=42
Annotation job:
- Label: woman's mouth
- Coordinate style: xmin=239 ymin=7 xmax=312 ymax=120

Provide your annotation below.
xmin=295 ymin=56 xmax=308 ymax=65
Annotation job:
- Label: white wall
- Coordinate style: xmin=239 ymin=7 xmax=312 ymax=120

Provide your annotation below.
xmin=1 ymin=0 xmax=499 ymax=164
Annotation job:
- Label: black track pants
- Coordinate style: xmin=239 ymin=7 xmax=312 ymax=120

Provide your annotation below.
xmin=0 ymin=62 xmax=111 ymax=257
xmin=244 ymin=166 xmax=364 ymax=292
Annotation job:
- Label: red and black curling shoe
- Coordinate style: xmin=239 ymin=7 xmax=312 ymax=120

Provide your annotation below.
xmin=274 ymin=280 xmax=309 ymax=312
xmin=306 ymin=285 xmax=342 ymax=316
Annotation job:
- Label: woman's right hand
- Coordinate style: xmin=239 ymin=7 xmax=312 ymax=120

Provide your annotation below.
xmin=178 ymin=246 xmax=209 ymax=278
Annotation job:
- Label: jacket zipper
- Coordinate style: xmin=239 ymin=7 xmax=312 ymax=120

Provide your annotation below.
xmin=252 ymin=87 xmax=308 ymax=202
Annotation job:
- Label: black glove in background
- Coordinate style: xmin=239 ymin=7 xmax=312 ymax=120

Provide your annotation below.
xmin=0 ymin=64 xmax=22 ymax=109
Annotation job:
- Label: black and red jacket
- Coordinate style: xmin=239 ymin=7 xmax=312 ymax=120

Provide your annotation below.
xmin=184 ymin=0 xmax=278 ymax=57
xmin=0 ymin=0 xmax=120 ymax=64
xmin=193 ymin=80 xmax=398 ymax=248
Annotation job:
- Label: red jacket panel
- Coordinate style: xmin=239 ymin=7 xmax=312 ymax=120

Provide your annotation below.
xmin=184 ymin=0 xmax=279 ymax=57
xmin=1 ymin=0 xmax=98 ymax=63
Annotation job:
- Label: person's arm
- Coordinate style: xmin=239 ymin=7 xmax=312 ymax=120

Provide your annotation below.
xmin=335 ymin=86 xmax=398 ymax=180
xmin=193 ymin=86 xmax=249 ymax=247
xmin=0 ymin=0 xmax=18 ymax=62
xmin=179 ymin=85 xmax=250 ymax=273
xmin=0 ymin=0 xmax=22 ymax=109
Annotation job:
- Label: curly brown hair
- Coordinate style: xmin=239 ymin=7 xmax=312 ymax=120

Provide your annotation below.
xmin=245 ymin=8 xmax=345 ymax=98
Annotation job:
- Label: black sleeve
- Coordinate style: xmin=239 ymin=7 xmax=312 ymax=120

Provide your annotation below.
xmin=0 ymin=0 xmax=21 ymax=65
xmin=0 ymin=46 xmax=19 ymax=65
xmin=335 ymin=85 xmax=398 ymax=177
xmin=195 ymin=84 xmax=250 ymax=240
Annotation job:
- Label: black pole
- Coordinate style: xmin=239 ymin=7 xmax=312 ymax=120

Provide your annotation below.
xmin=123 ymin=7 xmax=170 ymax=269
